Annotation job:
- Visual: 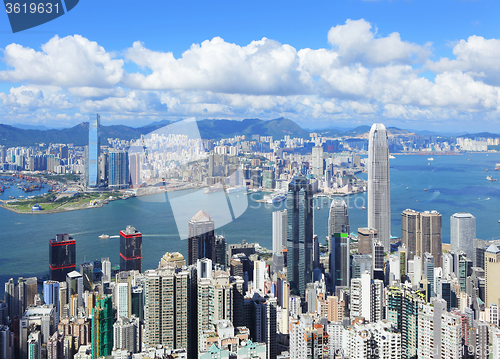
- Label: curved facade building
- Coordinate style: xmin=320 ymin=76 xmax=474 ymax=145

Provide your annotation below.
xmin=368 ymin=123 xmax=391 ymax=252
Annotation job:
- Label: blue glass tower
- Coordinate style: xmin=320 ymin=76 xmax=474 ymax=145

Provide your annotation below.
xmin=286 ymin=177 xmax=314 ymax=297
xmin=108 ymin=150 xmax=130 ymax=188
xmin=87 ymin=114 xmax=100 ymax=188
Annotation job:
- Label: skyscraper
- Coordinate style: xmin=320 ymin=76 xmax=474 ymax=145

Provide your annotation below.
xmin=419 ymin=211 xmax=442 ymax=267
xmin=108 ymin=150 xmax=130 ymax=189
xmin=368 ymin=123 xmax=391 ymax=252
xmin=49 ymin=234 xmax=76 ymax=282
xmin=401 ymin=209 xmax=442 ymax=267
xmin=144 ymin=267 xmax=192 ymax=356
xmin=187 ymin=210 xmax=215 ymax=266
xmin=485 ymin=244 xmax=500 ymax=307
xmin=450 ymin=212 xmax=476 ymax=261
xmin=272 ymin=210 xmax=287 ymax=254
xmin=286 ymin=177 xmax=314 ymax=297
xmin=86 ymin=114 xmax=100 ymax=188
xmin=91 ymin=295 xmax=113 ymax=359
xmin=401 ymin=209 xmax=419 ymax=259
xmin=120 ymin=226 xmax=143 ymax=273
xmin=311 ymin=146 xmax=324 ymax=178
xmin=328 ymin=199 xmax=350 ymax=290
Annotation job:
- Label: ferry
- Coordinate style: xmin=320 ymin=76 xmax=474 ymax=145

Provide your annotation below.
xmin=226 ymin=185 xmax=246 ymax=194
xmin=266 ymin=194 xmax=286 ymax=204
xmin=389 ymin=155 xmax=396 ymax=159
xmin=99 ymin=234 xmax=110 ymax=239
xmin=487 ymin=176 xmax=497 ymax=182
xmin=205 ymin=185 xmax=224 ymax=194
xmin=427 ymin=157 xmax=434 ymax=161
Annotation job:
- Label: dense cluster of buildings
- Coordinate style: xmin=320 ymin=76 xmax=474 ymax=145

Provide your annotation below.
xmin=3 ymin=119 xmax=500 ymax=358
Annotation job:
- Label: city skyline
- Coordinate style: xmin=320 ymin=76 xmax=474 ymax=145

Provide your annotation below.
xmin=1 ymin=1 xmax=500 ymax=132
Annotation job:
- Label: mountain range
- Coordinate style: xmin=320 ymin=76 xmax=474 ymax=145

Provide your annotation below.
xmin=0 ymin=118 xmax=497 ymax=147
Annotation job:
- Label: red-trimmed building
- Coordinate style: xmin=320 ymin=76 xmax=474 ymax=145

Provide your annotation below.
xmin=49 ymin=234 xmax=76 ymax=282
xmin=120 ymin=226 xmax=142 ymax=272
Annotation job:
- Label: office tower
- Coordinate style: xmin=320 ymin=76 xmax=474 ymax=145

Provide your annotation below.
xmin=143 ymin=267 xmax=192 ymax=356
xmin=328 ymin=199 xmax=350 ymax=238
xmin=120 ymin=226 xmax=142 ymax=273
xmin=252 ymin=296 xmax=277 ymax=359
xmin=101 ymin=258 xmax=111 ymax=283
xmin=0 ymin=325 xmax=13 ymax=359
xmin=253 ymin=260 xmax=266 ymax=293
xmin=262 ymin=169 xmax=275 ymax=189
xmin=419 ymin=210 xmax=442 ymax=267
xmin=113 ymin=316 xmax=140 ymax=354
xmin=351 ymin=255 xmax=371 ymax=280
xmin=387 ymin=287 xmax=422 ymax=359
xmin=66 ymin=271 xmax=83 ymax=308
xmin=272 ymin=210 xmax=287 ymax=254
xmin=368 ymin=123 xmax=391 ymax=252
xmin=214 ymin=235 xmax=226 ymax=267
xmin=423 ymin=253 xmax=435 ymax=298
xmin=372 ymin=241 xmax=384 ymax=280
xmin=108 ymin=150 xmax=130 ymax=189
xmin=357 ymin=227 xmax=377 ymax=255
xmin=0 ymin=146 xmax=5 ymax=163
xmin=311 ymin=146 xmax=324 ymax=178
xmin=187 ymin=211 xmax=216 ymax=266
xmin=99 ymin=152 xmax=108 ymax=185
xmin=43 ymin=281 xmax=60 ymax=322
xmin=80 ymin=262 xmax=93 ymax=292
xmin=129 ymin=152 xmax=141 ymax=188
xmin=86 ymin=113 xmax=100 ymax=188
xmin=49 ymin=234 xmax=76 ymax=282
xmin=25 ymin=277 xmax=37 ymax=308
xmin=401 ymin=209 xmax=442 ymax=267
xmin=331 ymin=233 xmax=350 ymax=289
xmin=451 ymin=213 xmax=476 ymax=261
xmin=116 ymin=273 xmax=131 ymax=319
xmin=401 ymin=209 xmax=419 ymax=259
xmin=485 ymin=244 xmax=500 ymax=307
xmin=458 ymin=255 xmax=472 ymax=292
xmin=91 ymin=295 xmax=113 ymax=359
xmin=286 ymin=177 xmax=314 ymax=297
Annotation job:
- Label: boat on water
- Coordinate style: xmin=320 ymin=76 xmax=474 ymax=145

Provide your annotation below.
xmin=427 ymin=157 xmax=434 ymax=161
xmin=362 ymin=206 xmax=366 ymax=210
xmin=389 ymin=155 xmax=396 ymax=159
xmin=424 ymin=188 xmax=428 ymax=191
xmin=205 ymin=185 xmax=224 ymax=194
xmin=226 ymin=185 xmax=246 ymax=194
xmin=487 ymin=176 xmax=497 ymax=182
xmin=266 ymin=194 xmax=286 ymax=204
xmin=99 ymin=234 xmax=110 ymax=239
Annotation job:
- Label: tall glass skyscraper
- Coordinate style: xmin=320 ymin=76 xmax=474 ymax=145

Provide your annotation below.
xmin=187 ymin=210 xmax=216 ymax=265
xmin=450 ymin=212 xmax=476 ymax=261
xmin=87 ymin=114 xmax=100 ymax=188
xmin=328 ymin=199 xmax=350 ymax=290
xmin=286 ymin=177 xmax=314 ymax=297
xmin=108 ymin=150 xmax=130 ymax=189
xmin=368 ymin=123 xmax=391 ymax=252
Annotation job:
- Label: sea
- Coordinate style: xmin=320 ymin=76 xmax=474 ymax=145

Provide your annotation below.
xmin=1 ymin=153 xmax=500 ymax=284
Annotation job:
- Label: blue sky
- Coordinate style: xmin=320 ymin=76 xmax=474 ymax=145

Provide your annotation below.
xmin=1 ymin=0 xmax=500 ymax=132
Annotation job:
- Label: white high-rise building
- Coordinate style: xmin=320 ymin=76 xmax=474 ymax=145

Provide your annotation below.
xmin=101 ymin=258 xmax=111 ymax=283
xmin=343 ymin=320 xmax=401 ymax=359
xmin=311 ymin=146 xmax=324 ymax=179
xmin=350 ymin=271 xmax=383 ymax=323
xmin=272 ymin=210 xmax=287 ymax=254
xmin=368 ymin=123 xmax=391 ymax=252
xmin=253 ymin=260 xmax=267 ymax=293
xmin=450 ymin=213 xmax=476 ymax=260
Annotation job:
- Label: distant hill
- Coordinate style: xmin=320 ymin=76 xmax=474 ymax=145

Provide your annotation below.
xmin=459 ymin=132 xmax=500 ymax=139
xmin=197 ymin=117 xmax=309 ymax=140
xmin=0 ymin=118 xmax=311 ymax=147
